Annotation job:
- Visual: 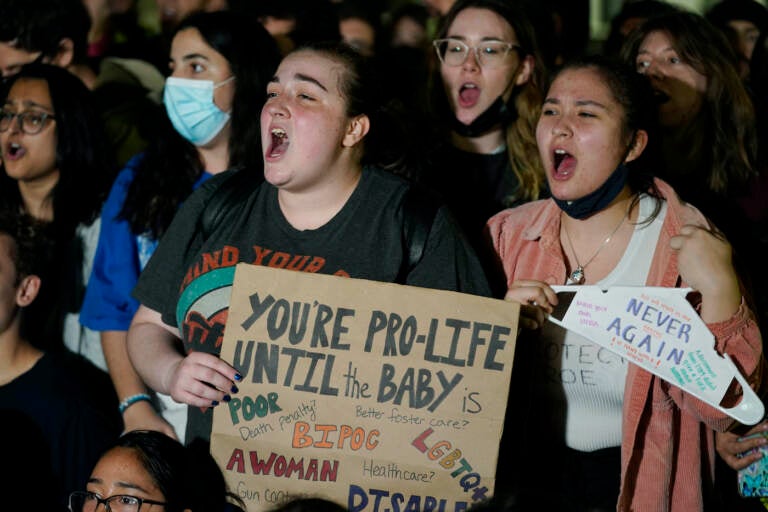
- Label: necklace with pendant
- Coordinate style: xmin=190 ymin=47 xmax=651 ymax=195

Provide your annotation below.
xmin=562 ymin=206 xmax=631 ymax=285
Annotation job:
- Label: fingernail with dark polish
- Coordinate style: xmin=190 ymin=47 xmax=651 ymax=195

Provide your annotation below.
xmin=223 ymin=394 xmax=232 ymax=402
xmin=234 ymin=373 xmax=243 ymax=381
xmin=231 ymin=385 xmax=239 ymax=393
xmin=212 ymin=400 xmax=219 ymax=406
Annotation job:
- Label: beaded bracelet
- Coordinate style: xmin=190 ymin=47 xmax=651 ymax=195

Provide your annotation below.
xmin=119 ymin=393 xmax=152 ymax=414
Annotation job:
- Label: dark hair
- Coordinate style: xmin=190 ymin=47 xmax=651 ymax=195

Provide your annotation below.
xmin=0 ymin=210 xmax=57 ymax=349
xmin=290 ymin=41 xmax=418 ymax=174
xmin=751 ymin=31 xmax=768 ymax=155
xmin=0 ymin=0 xmax=91 ymax=65
xmin=249 ymin=0 xmax=341 ymax=50
xmin=0 ymin=210 xmax=53 ymax=284
xmin=120 ymin=10 xmax=281 ymax=238
xmin=706 ymin=0 xmax=768 ymax=34
xmin=550 ymin=55 xmax=663 ymax=220
xmin=336 ymin=1 xmax=382 ymax=55
xmin=177 ymin=11 xmax=281 ymax=171
xmin=431 ymin=0 xmax=547 ymax=204
xmin=388 ymin=2 xmax=429 ymax=33
xmin=620 ymin=10 xmax=758 ymax=194
xmin=602 ymin=0 xmax=680 ymax=58
xmin=113 ymin=431 xmax=189 ymax=510
xmin=111 ymin=431 xmax=244 ymax=512
xmin=0 ymin=63 xmax=114 ymax=235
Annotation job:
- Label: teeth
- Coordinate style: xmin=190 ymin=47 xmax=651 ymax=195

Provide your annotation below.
xmin=554 ymin=149 xmax=566 ymax=155
xmin=10 ymin=143 xmax=20 ymax=149
xmin=271 ymin=128 xmax=286 ymax=138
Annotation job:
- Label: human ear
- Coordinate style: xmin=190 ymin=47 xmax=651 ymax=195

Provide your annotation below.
xmin=342 ymin=114 xmax=370 ymax=148
xmin=514 ymin=55 xmax=534 ymax=86
xmin=624 ymin=129 xmax=648 ymax=163
xmin=16 ymin=275 xmax=40 ymax=307
xmin=51 ymin=38 xmax=75 ymax=68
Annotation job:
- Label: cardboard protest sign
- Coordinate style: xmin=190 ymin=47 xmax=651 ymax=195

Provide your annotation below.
xmin=548 ymin=285 xmax=764 ymax=425
xmin=211 ymin=264 xmax=519 ymax=512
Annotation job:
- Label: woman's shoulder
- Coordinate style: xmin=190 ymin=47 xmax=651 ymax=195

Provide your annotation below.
xmin=365 ymin=165 xmax=411 ymax=187
xmin=181 ymin=168 xmax=249 ymax=210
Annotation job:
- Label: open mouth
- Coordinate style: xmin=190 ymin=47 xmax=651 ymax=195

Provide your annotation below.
xmin=553 ymin=148 xmax=576 ymax=177
xmin=268 ymin=127 xmax=289 ymax=158
xmin=4 ymin=141 xmax=25 ymax=161
xmin=458 ymin=83 xmax=480 ymax=107
xmin=652 ymin=89 xmax=670 ymax=105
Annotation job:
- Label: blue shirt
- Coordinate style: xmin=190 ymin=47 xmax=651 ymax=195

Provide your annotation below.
xmin=80 ymin=154 xmax=212 ymax=331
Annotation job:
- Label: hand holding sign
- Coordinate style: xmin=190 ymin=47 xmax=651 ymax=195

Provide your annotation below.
xmin=547 ymin=286 xmax=764 ymax=425
xmin=211 ymin=264 xmax=519 ymax=511
xmin=503 ymin=280 xmax=558 ymax=330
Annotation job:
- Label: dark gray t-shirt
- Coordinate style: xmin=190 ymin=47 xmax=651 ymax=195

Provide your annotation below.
xmin=133 ymin=166 xmax=492 ymax=445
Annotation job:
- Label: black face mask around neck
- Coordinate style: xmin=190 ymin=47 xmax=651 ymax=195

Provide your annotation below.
xmin=553 ymin=163 xmax=630 ymax=219
xmin=450 ymin=94 xmax=518 ymax=138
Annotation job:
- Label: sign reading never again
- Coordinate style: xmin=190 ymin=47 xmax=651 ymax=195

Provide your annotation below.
xmin=211 ymin=264 xmax=520 ymax=512
xmin=548 ymin=285 xmax=764 ymax=425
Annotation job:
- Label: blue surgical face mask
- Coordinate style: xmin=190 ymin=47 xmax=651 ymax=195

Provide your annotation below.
xmin=163 ymin=76 xmax=234 ymax=146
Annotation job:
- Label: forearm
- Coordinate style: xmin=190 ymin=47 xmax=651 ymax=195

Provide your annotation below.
xmin=697 ymin=272 xmax=742 ymax=324
xmin=126 ymin=305 xmax=183 ymax=395
xmin=102 ymin=330 xmax=149 ymax=399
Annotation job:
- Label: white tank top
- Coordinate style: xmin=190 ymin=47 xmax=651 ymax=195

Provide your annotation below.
xmin=536 ymin=194 xmax=667 ymax=451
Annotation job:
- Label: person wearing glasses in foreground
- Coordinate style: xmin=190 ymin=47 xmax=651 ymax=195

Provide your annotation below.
xmin=69 ymin=430 xmax=245 ymax=512
xmin=487 ymin=57 xmax=763 ymax=511
xmin=418 ymin=0 xmax=548 ymax=295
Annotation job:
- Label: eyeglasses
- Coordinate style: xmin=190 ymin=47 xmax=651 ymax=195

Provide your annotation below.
xmin=69 ymin=491 xmax=167 ymax=512
xmin=0 ymin=109 xmax=55 ymax=135
xmin=433 ymin=38 xmax=520 ymax=68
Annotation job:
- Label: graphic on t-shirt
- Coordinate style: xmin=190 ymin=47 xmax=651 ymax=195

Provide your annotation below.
xmin=177 ymin=266 xmax=236 ymax=352
xmin=177 ymin=245 xmax=351 ymax=352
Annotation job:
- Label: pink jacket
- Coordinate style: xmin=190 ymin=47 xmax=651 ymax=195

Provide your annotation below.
xmin=486 ymin=179 xmax=763 ymax=511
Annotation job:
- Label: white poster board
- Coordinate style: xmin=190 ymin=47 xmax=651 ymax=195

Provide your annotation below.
xmin=549 ymin=285 xmax=764 ymax=425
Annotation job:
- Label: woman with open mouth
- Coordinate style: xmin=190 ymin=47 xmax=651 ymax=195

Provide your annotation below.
xmin=0 ymin=63 xmax=114 ymax=374
xmin=125 ymin=41 xmax=491 ymax=451
xmin=419 ymin=0 xmax=548 ymax=295
xmin=487 ymin=57 xmax=762 ymax=511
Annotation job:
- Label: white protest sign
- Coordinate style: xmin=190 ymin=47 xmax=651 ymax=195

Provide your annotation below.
xmin=547 ymin=285 xmax=764 ymax=425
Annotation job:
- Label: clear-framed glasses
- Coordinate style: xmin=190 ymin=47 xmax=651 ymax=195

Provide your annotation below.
xmin=433 ymin=38 xmax=520 ymax=68
xmin=69 ymin=491 xmax=167 ymax=512
xmin=0 ymin=109 xmax=56 ymax=135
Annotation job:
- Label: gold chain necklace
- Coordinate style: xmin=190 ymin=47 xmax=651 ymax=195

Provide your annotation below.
xmin=562 ymin=206 xmax=631 ymax=285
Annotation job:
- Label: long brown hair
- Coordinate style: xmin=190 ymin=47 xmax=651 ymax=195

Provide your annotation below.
xmin=432 ymin=0 xmax=547 ymax=204
xmin=620 ymin=10 xmax=758 ymax=195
